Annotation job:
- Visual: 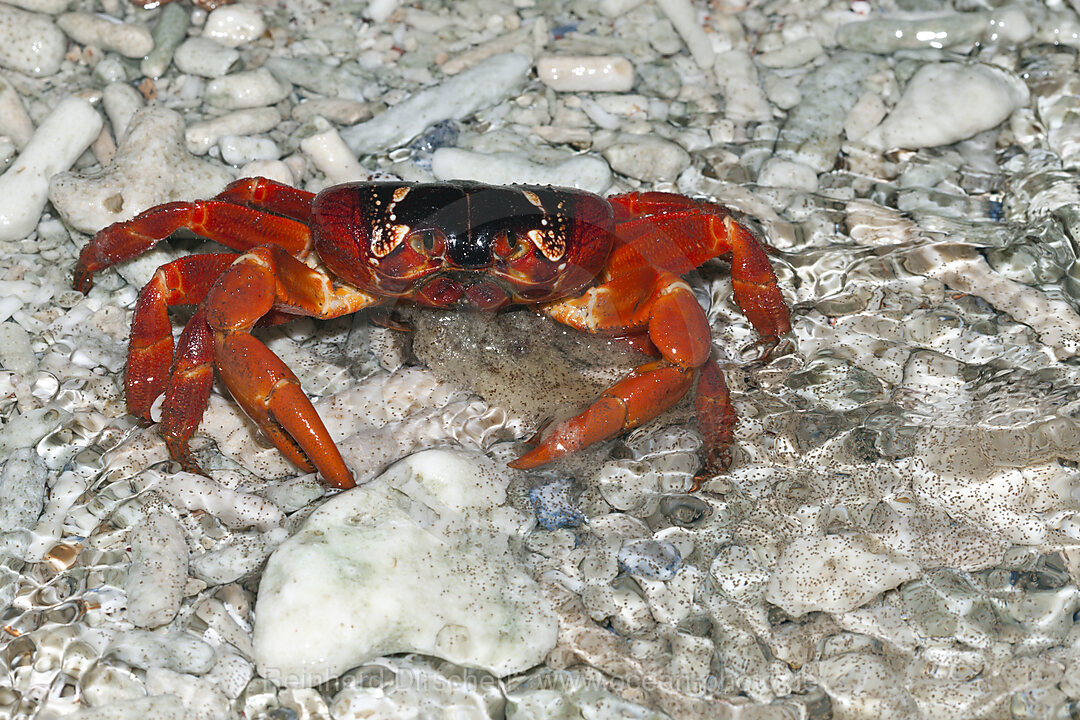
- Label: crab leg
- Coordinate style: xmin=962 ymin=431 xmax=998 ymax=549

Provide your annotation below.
xmin=73 ymin=180 xmax=314 ymax=293
xmin=195 ymin=244 xmax=383 ymax=489
xmin=607 ymin=192 xmax=791 ymax=342
xmin=127 ymin=254 xmax=236 ymax=421
xmin=209 ymin=177 xmax=317 ymax=223
xmin=510 ymin=272 xmax=709 ymax=469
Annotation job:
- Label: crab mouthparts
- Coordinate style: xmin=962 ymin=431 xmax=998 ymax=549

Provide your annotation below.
xmin=415 ymin=275 xmax=511 ymax=310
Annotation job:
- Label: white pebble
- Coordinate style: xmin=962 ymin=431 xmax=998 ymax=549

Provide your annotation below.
xmin=124 ymin=510 xmax=187 ymax=628
xmin=218 ymin=134 xmax=280 ymax=166
xmin=173 ymin=36 xmax=240 ymax=78
xmin=602 ymin=135 xmax=690 ymax=182
xmin=756 ymin=36 xmax=825 ymax=69
xmin=536 ymin=55 xmax=635 ymax=93
xmin=238 ymin=159 xmax=294 ymax=185
xmin=364 ymin=0 xmax=399 ymax=22
xmin=102 ymin=82 xmax=144 ymax=141
xmin=844 ymin=90 xmax=888 ymax=141
xmin=0 ymin=5 xmax=66 ymax=76
xmin=137 ymin=469 xmax=284 ymax=531
xmin=107 ymin=629 xmax=216 ymax=674
xmin=291 ymin=98 xmax=371 ymax=125
xmin=255 ymin=450 xmax=558 ymax=686
xmin=341 ymin=52 xmax=530 ymax=154
xmin=757 ymin=158 xmax=818 ymax=191
xmin=65 ymin=697 xmax=186 ymax=720
xmin=655 ymin=0 xmax=714 ymax=69
xmin=0 ymin=321 xmax=36 ymax=377
xmin=56 ymin=13 xmax=153 ymax=58
xmin=864 ymin=62 xmax=1029 ymax=150
xmin=185 ymin=106 xmax=281 ymax=155
xmin=765 ymin=534 xmax=920 ymax=616
xmin=0 ymin=78 xmax=34 ymax=149
xmin=3 ymin=0 xmax=69 ymax=13
xmin=715 ymin=49 xmax=772 ymax=123
xmin=205 ymin=68 xmax=291 ymax=110
xmin=431 ymin=148 xmax=612 ymax=194
xmin=49 ymin=106 xmax=232 ymax=234
xmin=202 ymin=4 xmax=265 ymax=48
xmin=0 ymin=449 xmax=46 ymax=532
xmin=0 ymin=96 xmax=101 ymax=242
xmin=300 ymin=126 xmax=368 ymax=184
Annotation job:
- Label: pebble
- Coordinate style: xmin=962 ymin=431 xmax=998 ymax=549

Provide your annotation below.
xmin=218 ymin=134 xmax=280 ymax=166
xmin=107 ymin=630 xmax=216 ymax=674
xmin=715 ymin=49 xmax=772 ymax=123
xmin=205 ymin=67 xmax=291 ymax=110
xmin=0 ymin=96 xmax=101 ymax=242
xmin=655 ymin=0 xmax=714 ymax=69
xmin=756 ymin=36 xmax=825 ymax=69
xmin=757 ymin=157 xmax=819 ymax=191
xmin=430 ymin=148 xmax=612 ymax=193
xmin=536 ymin=55 xmax=635 ymax=92
xmin=0 ymin=449 xmax=46 ymax=533
xmin=192 ymin=528 xmax=289 ymax=585
xmin=102 ymin=82 xmax=144 ymax=141
xmin=0 ymin=78 xmax=34 ymax=150
xmin=844 ymin=90 xmax=888 ymax=141
xmin=237 ymin=159 xmax=295 ymax=185
xmin=341 ymin=52 xmax=531 ymax=154
xmin=300 ymin=125 xmax=368 ymax=184
xmin=202 ymin=4 xmax=265 ymax=48
xmin=4 ymin=0 xmax=69 ymax=12
xmin=141 ymin=2 xmax=189 ymax=79
xmin=776 ymin=51 xmax=876 ymax=172
xmin=0 ymin=320 xmax=37 ymax=377
xmin=837 ymin=12 xmax=990 ymax=54
xmin=602 ymin=135 xmax=690 ymax=182
xmin=254 ymin=449 xmax=558 ymax=686
xmin=765 ymin=534 xmax=921 ymax=616
xmin=136 ymin=469 xmax=284 ymax=531
xmin=0 ymin=6 xmax=65 ymax=76
xmin=124 ymin=510 xmax=187 ymax=628
xmin=56 ymin=13 xmax=153 ymax=59
xmin=528 ymin=478 xmax=585 ymax=530
xmin=617 ymin=538 xmax=682 ymax=580
xmin=291 ymin=98 xmax=371 ymax=125
xmin=185 ymin=106 xmax=281 ymax=155
xmin=66 ymin=697 xmax=187 ymax=720
xmin=863 ymin=62 xmax=1029 ymax=150
xmin=173 ymin=37 xmax=241 ymax=78
xmin=49 ymin=106 xmax=233 ymax=234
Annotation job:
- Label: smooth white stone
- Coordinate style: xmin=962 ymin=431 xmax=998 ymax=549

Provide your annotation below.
xmin=56 ymin=13 xmax=153 ymax=58
xmin=218 ymin=134 xmax=280 ymax=166
xmin=238 ymin=159 xmax=294 ymax=185
xmin=300 ymin=126 xmax=368 ymax=184
xmin=0 ymin=321 xmax=36 ymax=377
xmin=173 ymin=36 xmax=240 ymax=78
xmin=655 ymin=0 xmax=714 ymax=69
xmin=844 ymin=90 xmax=888 ymax=141
xmin=341 ymin=52 xmax=530 ymax=154
xmin=124 ymin=511 xmax=188 ymax=628
xmin=49 ymin=106 xmax=232 ymax=234
xmin=0 ymin=96 xmax=101 ymax=242
xmin=205 ymin=68 xmax=291 ymax=110
xmin=0 ymin=78 xmax=34 ymax=149
xmin=186 ymin=106 xmax=280 ymax=154
xmin=202 ymin=4 xmax=265 ymax=48
xmin=3 ymin=0 xmax=69 ymax=12
xmin=135 ymin=469 xmax=284 ymax=531
xmin=0 ymin=5 xmax=66 ymax=75
xmin=864 ymin=62 xmax=1029 ymax=150
xmin=0 ymin=449 xmax=46 ymax=532
xmin=536 ymin=55 xmax=635 ymax=93
xmin=431 ymin=148 xmax=612 ymax=194
xmin=102 ymin=82 xmax=144 ymax=140
xmin=107 ymin=630 xmax=216 ymax=674
xmin=765 ymin=534 xmax=921 ymax=616
xmin=254 ymin=449 xmax=558 ymax=686
xmin=602 ymin=135 xmax=690 ymax=182
xmin=364 ymin=0 xmax=399 ymax=22
xmin=756 ymin=36 xmax=825 ymax=69
xmin=65 ymin=697 xmax=187 ymax=720
xmin=715 ymin=49 xmax=772 ymax=123
xmin=757 ymin=157 xmax=819 ymax=191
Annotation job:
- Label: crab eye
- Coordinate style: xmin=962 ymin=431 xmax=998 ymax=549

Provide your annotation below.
xmin=408 ymin=230 xmax=440 ymax=255
xmin=494 ymin=232 xmax=531 ymax=261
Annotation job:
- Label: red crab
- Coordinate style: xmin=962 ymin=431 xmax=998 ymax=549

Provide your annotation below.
xmin=73 ymin=178 xmax=790 ymax=490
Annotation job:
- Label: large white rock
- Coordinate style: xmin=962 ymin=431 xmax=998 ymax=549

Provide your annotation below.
xmin=254 ymin=449 xmax=557 ymax=687
xmin=863 ymin=62 xmax=1029 ymax=150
